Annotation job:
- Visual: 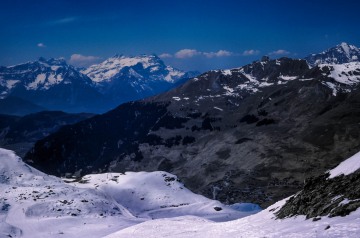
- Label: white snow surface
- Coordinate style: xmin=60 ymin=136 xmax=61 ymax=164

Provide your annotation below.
xmin=26 ymin=73 xmax=46 ymax=90
xmin=320 ymin=62 xmax=360 ymax=85
xmin=329 ymin=151 xmax=360 ymax=178
xmin=0 ymin=148 xmax=256 ymax=238
xmin=105 ymin=150 xmax=360 ymax=237
xmin=2 ymin=147 xmax=360 ymax=237
xmin=106 ymin=197 xmax=360 ymax=238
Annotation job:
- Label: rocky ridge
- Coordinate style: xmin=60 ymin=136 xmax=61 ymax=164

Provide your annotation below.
xmin=25 ymin=55 xmax=360 ymax=207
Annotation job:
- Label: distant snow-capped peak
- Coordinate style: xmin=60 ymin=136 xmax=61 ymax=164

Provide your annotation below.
xmin=305 ymin=42 xmax=360 ymax=67
xmin=0 ymin=57 xmax=91 ymax=93
xmin=81 ymin=54 xmax=188 ymax=83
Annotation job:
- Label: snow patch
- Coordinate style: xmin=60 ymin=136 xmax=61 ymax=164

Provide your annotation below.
xmin=27 ymin=73 xmax=46 ymax=90
xmin=6 ymin=80 xmax=20 ymax=89
xmin=222 ymin=69 xmax=232 ymax=76
xmin=328 ymin=151 xmax=360 ymax=178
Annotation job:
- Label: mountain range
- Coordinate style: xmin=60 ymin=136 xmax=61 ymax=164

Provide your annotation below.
xmin=1 ymin=42 xmax=360 ymax=237
xmin=25 ymin=42 xmax=360 ymax=208
xmin=0 ymin=55 xmax=197 ymax=115
xmin=82 ymin=54 xmax=198 ymax=105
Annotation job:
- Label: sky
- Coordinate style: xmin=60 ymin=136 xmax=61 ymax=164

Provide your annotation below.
xmin=1 ymin=0 xmax=360 ymax=72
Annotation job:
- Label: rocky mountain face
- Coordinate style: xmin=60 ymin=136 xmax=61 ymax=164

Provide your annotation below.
xmin=0 ymin=111 xmax=94 ymax=157
xmin=25 ymin=56 xmax=360 ymax=207
xmin=0 ymin=58 xmax=107 ymax=113
xmin=305 ymin=42 xmax=360 ymax=67
xmin=276 ymin=151 xmax=360 ymax=220
xmin=82 ymin=54 xmax=198 ymax=107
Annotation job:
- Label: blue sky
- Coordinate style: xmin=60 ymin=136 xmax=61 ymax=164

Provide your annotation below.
xmin=1 ymin=0 xmax=360 ymax=72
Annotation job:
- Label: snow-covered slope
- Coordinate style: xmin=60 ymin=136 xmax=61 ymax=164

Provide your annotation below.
xmin=305 ymin=42 xmax=360 ymax=67
xmin=0 ymin=148 xmax=258 ymax=238
xmin=329 ymin=150 xmax=360 ymax=178
xmin=106 ymin=151 xmax=360 ymax=238
xmin=106 ymin=199 xmax=360 ymax=238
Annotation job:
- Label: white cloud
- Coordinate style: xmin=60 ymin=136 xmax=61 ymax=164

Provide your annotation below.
xmin=175 ymin=49 xmax=202 ymax=59
xmin=69 ymin=54 xmax=101 ymax=67
xmin=203 ymin=50 xmax=232 ymax=58
xmin=37 ymin=43 xmax=46 ymax=48
xmin=242 ymin=49 xmax=260 ymax=56
xmin=47 ymin=17 xmax=77 ymax=26
xmin=174 ymin=49 xmax=234 ymax=59
xmin=269 ymin=49 xmax=290 ymax=55
xmin=159 ymin=53 xmax=173 ymax=58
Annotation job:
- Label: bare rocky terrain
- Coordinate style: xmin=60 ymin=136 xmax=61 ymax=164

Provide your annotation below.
xmin=25 ymin=56 xmax=360 ymax=207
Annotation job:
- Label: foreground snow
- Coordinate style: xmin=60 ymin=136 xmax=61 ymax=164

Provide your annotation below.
xmin=106 ymin=151 xmax=360 ymax=238
xmin=0 ymin=148 xmax=257 ymax=238
xmin=2 ymin=147 xmax=359 ymax=238
xmin=106 ymin=199 xmax=360 ymax=238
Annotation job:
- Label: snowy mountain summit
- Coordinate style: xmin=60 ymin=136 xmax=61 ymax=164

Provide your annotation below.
xmin=82 ymin=54 xmax=198 ymax=105
xmin=82 ymin=54 xmax=192 ymax=83
xmin=305 ymin=42 xmax=360 ymax=67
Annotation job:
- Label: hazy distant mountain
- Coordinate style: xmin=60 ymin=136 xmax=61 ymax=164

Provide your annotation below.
xmin=0 ymin=96 xmax=46 ymax=115
xmin=0 ymin=111 xmax=94 ymax=157
xmin=305 ymin=42 xmax=360 ymax=66
xmin=0 ymin=57 xmax=108 ymax=113
xmin=82 ymin=54 xmax=199 ymax=106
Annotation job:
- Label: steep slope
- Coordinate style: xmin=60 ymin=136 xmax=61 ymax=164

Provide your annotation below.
xmin=25 ymin=57 xmax=360 ymax=207
xmin=305 ymin=42 xmax=360 ymax=67
xmin=0 ymin=111 xmax=94 ymax=157
xmin=0 ymin=148 xmax=256 ymax=238
xmin=0 ymin=58 xmax=108 ymax=113
xmin=82 ymin=54 xmax=198 ymax=106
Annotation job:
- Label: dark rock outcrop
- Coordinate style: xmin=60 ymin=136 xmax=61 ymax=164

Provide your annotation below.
xmin=276 ymin=170 xmax=360 ymax=219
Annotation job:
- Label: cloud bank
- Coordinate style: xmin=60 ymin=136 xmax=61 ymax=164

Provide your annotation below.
xmin=37 ymin=43 xmax=46 ymax=48
xmin=69 ymin=54 xmax=101 ymax=67
xmin=269 ymin=49 xmax=290 ymax=55
xmin=162 ymin=49 xmax=235 ymax=59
